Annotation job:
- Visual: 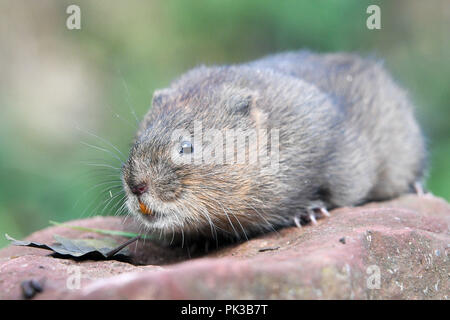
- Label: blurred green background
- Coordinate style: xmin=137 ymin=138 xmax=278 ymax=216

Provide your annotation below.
xmin=1 ymin=0 xmax=449 ymax=248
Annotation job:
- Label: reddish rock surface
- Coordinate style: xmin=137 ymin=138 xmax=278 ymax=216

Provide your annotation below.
xmin=0 ymin=194 xmax=448 ymax=299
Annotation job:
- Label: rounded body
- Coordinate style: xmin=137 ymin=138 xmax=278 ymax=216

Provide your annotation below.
xmin=122 ymin=51 xmax=427 ymax=241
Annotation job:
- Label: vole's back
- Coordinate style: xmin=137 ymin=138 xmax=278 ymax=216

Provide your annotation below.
xmin=247 ymin=51 xmax=427 ymax=205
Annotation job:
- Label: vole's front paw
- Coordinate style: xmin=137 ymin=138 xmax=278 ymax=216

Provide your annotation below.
xmin=412 ymin=181 xmax=434 ymax=197
xmin=294 ymin=202 xmax=330 ymax=227
xmin=307 ymin=203 xmax=330 ymax=225
xmin=413 ymin=181 xmax=425 ymax=196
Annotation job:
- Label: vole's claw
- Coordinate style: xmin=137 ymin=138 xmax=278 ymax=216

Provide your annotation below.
xmin=413 ymin=182 xmax=425 ymax=196
xmin=412 ymin=181 xmax=434 ymax=198
xmin=309 ymin=213 xmax=318 ymax=225
xmin=307 ymin=202 xmax=330 ymax=223
xmin=319 ymin=207 xmax=330 ymax=217
xmin=294 ymin=216 xmax=302 ymax=228
xmin=412 ymin=181 xmax=431 ymax=197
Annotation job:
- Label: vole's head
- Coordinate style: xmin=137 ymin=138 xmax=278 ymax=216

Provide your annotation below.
xmin=122 ymin=74 xmax=275 ymax=241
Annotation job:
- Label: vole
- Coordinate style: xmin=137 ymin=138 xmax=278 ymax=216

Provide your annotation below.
xmin=122 ymin=50 xmax=427 ymax=243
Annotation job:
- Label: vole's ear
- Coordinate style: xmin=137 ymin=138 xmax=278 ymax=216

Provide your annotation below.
xmin=224 ymin=87 xmax=259 ymax=115
xmin=152 ymin=88 xmax=173 ymax=108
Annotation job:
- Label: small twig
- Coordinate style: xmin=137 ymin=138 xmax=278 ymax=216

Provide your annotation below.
xmin=258 ymin=246 xmax=280 ymax=252
xmin=105 ymin=235 xmax=141 ymax=258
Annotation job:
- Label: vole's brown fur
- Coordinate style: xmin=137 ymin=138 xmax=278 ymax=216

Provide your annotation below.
xmin=122 ymin=50 xmax=427 ymax=243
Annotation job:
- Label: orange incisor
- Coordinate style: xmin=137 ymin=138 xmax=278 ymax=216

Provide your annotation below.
xmin=139 ymin=201 xmax=153 ymax=215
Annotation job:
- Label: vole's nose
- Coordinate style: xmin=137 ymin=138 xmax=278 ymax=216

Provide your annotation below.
xmin=130 ymin=182 xmax=148 ymax=196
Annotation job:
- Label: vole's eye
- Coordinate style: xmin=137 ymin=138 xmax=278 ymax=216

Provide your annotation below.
xmin=179 ymin=141 xmax=193 ymax=154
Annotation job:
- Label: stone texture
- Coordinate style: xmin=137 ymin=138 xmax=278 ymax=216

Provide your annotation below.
xmin=0 ymin=194 xmax=448 ymax=299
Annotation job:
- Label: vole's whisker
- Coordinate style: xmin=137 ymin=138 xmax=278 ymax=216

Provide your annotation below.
xmin=181 ymin=228 xmax=185 ymax=248
xmin=80 ymin=193 xmax=106 ymax=218
xmin=73 ymin=170 xmax=121 ymax=183
xmin=75 ymin=123 xmax=126 ymax=160
xmin=218 ymin=203 xmax=240 ymax=239
xmin=114 ymin=199 xmax=128 ymax=216
xmin=89 ymin=180 xmax=123 ymax=192
xmin=195 ymin=204 xmax=218 ymax=241
xmin=247 ymin=203 xmax=279 ymax=235
xmin=118 ymin=72 xmax=140 ymax=124
xmin=80 ymin=141 xmax=124 ymax=164
xmin=227 ymin=207 xmax=249 ymax=241
xmin=170 ymin=226 xmax=175 ymax=245
xmin=106 ymin=103 xmax=138 ymax=130
xmin=82 ymin=187 xmax=123 ymax=218
xmin=101 ymin=191 xmax=125 ymax=215
xmin=78 ymin=182 xmax=121 ymax=218
xmin=71 ymin=176 xmax=116 ymax=204
xmin=95 ymin=185 xmax=123 ymax=201
xmin=79 ymin=162 xmax=122 ymax=171
xmin=73 ymin=182 xmax=122 ymax=212
xmin=171 ymin=213 xmax=186 ymax=247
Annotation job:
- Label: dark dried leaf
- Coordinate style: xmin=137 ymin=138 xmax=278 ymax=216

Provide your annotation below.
xmin=5 ymin=234 xmax=139 ymax=261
